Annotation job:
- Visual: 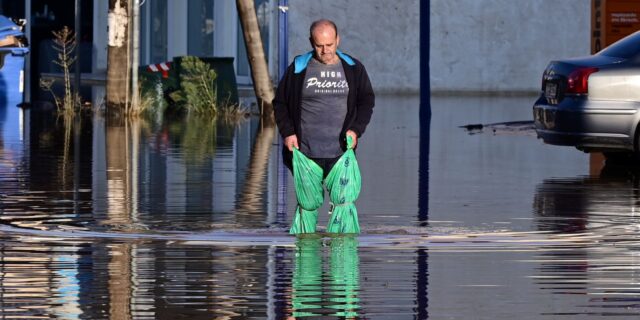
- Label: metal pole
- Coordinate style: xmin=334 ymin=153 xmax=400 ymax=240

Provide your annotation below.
xmin=417 ymin=4 xmax=431 ymax=318
xmin=420 ymin=0 xmax=430 ymax=119
xmin=25 ymin=0 xmax=31 ymax=103
xmin=75 ymin=0 xmax=82 ymax=107
xmin=418 ymin=0 xmax=431 ymax=226
xmin=131 ymin=0 xmax=140 ymax=111
xmin=276 ymin=0 xmax=288 ymax=221
xmin=278 ymin=0 xmax=288 ymax=79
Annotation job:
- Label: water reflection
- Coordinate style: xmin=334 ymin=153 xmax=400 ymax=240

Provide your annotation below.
xmin=235 ymin=117 xmax=275 ymax=216
xmin=534 ymin=164 xmax=640 ymax=233
xmin=290 ymin=236 xmax=360 ymax=318
xmin=531 ymin=165 xmax=640 ymax=316
xmin=0 ymin=110 xmax=276 ymax=232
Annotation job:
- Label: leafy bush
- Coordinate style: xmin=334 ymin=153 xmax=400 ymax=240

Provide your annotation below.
xmin=170 ymin=56 xmax=218 ymax=115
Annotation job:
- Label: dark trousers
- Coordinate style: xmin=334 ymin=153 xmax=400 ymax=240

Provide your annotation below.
xmin=282 ymin=148 xmax=342 ymax=179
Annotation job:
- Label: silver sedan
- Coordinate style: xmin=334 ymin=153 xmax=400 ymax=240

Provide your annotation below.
xmin=533 ymin=31 xmax=640 ymax=159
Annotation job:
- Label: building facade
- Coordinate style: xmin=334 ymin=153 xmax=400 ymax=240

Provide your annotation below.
xmin=1 ymin=0 xmax=595 ymax=96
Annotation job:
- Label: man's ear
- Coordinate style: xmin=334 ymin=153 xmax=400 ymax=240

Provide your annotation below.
xmin=336 ymin=34 xmax=340 ymax=48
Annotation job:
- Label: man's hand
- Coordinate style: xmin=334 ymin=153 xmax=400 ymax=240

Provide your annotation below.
xmin=285 ymin=135 xmax=299 ymax=151
xmin=346 ymin=130 xmax=357 ymax=149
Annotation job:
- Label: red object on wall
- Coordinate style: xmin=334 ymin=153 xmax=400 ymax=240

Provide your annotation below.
xmin=147 ymin=62 xmax=172 ymax=78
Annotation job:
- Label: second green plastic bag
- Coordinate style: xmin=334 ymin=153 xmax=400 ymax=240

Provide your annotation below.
xmin=290 ymin=136 xmax=361 ymax=234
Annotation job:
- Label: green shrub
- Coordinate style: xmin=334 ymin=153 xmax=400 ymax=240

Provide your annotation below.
xmin=170 ymin=56 xmax=218 ymax=115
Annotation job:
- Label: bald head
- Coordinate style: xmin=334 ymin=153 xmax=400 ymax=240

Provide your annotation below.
xmin=309 ymin=19 xmax=338 ymax=38
xmin=309 ymin=19 xmax=340 ymax=64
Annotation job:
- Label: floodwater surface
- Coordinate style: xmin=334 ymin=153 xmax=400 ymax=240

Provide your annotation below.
xmin=2 ymin=95 xmax=640 ymax=319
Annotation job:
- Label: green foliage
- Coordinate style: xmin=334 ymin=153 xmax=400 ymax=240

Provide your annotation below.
xmin=170 ymin=56 xmax=218 ymax=115
xmin=129 ymin=78 xmax=166 ymax=118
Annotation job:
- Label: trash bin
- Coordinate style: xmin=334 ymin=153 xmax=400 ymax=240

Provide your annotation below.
xmin=0 ymin=15 xmax=29 ymax=109
xmin=0 ymin=15 xmax=28 ymax=151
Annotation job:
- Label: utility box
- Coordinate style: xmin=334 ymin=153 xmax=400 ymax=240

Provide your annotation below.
xmin=592 ymin=0 xmax=640 ymax=53
xmin=0 ymin=15 xmax=28 ymax=108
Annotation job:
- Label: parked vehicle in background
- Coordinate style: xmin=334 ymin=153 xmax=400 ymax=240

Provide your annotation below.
xmin=533 ymin=30 xmax=640 ymax=160
xmin=0 ymin=15 xmax=29 ymax=110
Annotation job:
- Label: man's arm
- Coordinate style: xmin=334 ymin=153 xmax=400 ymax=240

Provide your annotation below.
xmin=272 ymin=65 xmax=296 ymax=139
xmin=349 ymin=63 xmax=375 ymax=138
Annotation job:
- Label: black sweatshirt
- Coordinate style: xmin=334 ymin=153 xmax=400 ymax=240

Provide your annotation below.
xmin=273 ymin=52 xmax=375 ymax=152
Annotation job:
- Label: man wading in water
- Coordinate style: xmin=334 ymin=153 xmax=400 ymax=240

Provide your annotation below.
xmin=273 ymin=19 xmax=375 ymax=233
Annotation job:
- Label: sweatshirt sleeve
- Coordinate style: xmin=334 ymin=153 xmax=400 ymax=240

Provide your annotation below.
xmin=349 ymin=63 xmax=375 ymax=137
xmin=272 ymin=65 xmax=296 ymax=138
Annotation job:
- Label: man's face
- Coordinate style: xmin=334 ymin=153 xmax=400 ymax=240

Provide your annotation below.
xmin=310 ymin=25 xmax=340 ymax=64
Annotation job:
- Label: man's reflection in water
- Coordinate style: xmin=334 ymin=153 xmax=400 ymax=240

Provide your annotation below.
xmin=289 ymin=235 xmax=360 ymax=318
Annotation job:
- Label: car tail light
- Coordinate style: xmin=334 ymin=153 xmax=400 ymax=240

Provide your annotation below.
xmin=566 ymin=67 xmax=599 ymax=94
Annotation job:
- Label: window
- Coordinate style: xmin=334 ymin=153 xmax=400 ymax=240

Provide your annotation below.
xmin=149 ymin=0 xmax=167 ymax=63
xmin=188 ymin=0 xmax=214 ymax=57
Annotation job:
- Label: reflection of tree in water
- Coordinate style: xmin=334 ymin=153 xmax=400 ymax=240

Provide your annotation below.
xmin=235 ymin=118 xmax=275 ymax=219
xmin=166 ymin=115 xmax=236 ymax=164
xmin=15 ymin=109 xmax=93 ymax=227
xmin=289 ymin=236 xmax=360 ymax=318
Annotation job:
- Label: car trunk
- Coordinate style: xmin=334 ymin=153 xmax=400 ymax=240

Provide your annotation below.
xmin=542 ymin=55 xmax=623 ymax=105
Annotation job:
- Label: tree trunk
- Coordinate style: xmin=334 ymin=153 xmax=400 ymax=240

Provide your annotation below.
xmin=236 ymin=0 xmax=274 ymax=119
xmin=107 ymin=0 xmax=131 ymax=115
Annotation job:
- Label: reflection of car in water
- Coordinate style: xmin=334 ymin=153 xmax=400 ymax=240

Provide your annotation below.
xmin=533 ymin=165 xmax=640 ymax=233
xmin=532 ymin=166 xmax=640 ymax=312
xmin=532 ymin=31 xmax=640 ymax=160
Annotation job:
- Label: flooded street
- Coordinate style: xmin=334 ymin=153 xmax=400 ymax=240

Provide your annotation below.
xmin=4 ymin=94 xmax=640 ymax=318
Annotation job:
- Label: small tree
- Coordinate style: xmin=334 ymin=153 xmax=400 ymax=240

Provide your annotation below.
xmin=39 ymin=26 xmax=80 ymax=114
xmin=170 ymin=56 xmax=218 ymax=115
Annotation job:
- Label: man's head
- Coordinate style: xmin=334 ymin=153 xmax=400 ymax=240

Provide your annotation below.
xmin=309 ymin=19 xmax=340 ymax=65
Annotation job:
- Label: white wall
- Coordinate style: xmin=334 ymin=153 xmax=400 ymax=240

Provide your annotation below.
xmin=430 ymin=0 xmax=591 ymax=93
xmin=288 ymin=0 xmax=420 ymax=93
xmin=288 ymin=0 xmax=591 ymax=93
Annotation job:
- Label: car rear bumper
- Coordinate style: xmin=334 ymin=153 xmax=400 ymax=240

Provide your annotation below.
xmin=532 ymin=96 xmax=640 ymax=151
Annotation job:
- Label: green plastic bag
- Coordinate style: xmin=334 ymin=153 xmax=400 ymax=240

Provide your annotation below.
xmin=290 ymin=135 xmax=361 ymax=234
xmin=325 ymin=136 xmax=361 ymax=234
xmin=290 ymin=148 xmax=324 ymax=234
